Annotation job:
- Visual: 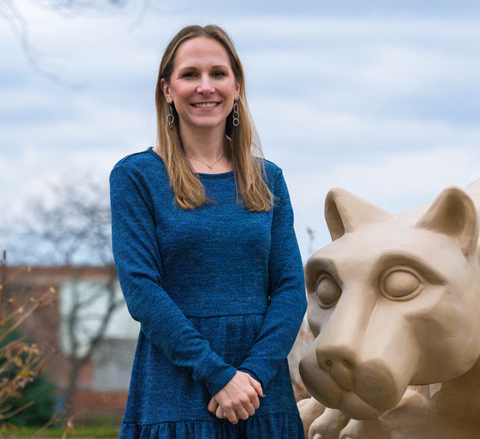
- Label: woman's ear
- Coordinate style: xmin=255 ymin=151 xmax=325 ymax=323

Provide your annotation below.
xmin=160 ymin=78 xmax=172 ymax=103
xmin=235 ymin=81 xmax=241 ymax=99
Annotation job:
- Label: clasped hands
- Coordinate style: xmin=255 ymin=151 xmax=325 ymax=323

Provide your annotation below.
xmin=207 ymin=371 xmax=264 ymax=425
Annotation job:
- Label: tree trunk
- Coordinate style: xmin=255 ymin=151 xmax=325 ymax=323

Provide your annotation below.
xmin=64 ymin=359 xmax=84 ymax=416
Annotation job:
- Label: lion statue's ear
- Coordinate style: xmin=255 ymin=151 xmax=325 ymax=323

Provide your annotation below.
xmin=325 ymin=188 xmax=394 ymax=241
xmin=416 ymin=186 xmax=479 ymax=257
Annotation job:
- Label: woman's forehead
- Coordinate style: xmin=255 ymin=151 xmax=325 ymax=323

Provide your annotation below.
xmin=174 ymin=37 xmax=231 ymax=69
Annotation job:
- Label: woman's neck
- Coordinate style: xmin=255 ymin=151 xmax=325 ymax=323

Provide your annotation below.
xmin=180 ymin=124 xmax=232 ymax=174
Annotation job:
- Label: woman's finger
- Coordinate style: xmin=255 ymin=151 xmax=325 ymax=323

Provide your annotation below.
xmin=207 ymin=397 xmax=218 ymax=414
xmin=225 ymin=408 xmax=239 ymax=424
xmin=247 ymin=374 xmax=264 ymax=398
xmin=216 ymin=404 xmax=225 ymax=419
xmin=244 ymin=375 xmax=262 ymax=408
xmin=236 ymin=405 xmax=249 ymax=421
xmin=246 ymin=401 xmax=255 ymax=416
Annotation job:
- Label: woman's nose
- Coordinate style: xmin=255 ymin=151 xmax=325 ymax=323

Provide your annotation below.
xmin=197 ymin=75 xmax=215 ymax=95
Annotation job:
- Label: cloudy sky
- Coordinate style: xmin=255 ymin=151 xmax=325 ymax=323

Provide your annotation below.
xmin=1 ymin=0 xmax=479 ymax=263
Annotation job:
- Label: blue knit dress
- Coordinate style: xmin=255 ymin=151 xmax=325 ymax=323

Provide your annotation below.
xmin=110 ymin=147 xmax=307 ymax=439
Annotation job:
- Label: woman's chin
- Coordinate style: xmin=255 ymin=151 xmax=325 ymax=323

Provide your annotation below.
xmin=182 ymin=117 xmax=227 ymax=132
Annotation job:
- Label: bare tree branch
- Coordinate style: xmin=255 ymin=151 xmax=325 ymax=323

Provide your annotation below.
xmin=1 ymin=0 xmax=160 ymax=85
xmin=15 ymin=175 xmax=126 ymax=414
xmin=0 ymin=0 xmax=80 ymax=86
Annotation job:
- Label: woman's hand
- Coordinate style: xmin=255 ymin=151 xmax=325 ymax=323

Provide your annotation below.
xmin=207 ymin=371 xmax=263 ymax=424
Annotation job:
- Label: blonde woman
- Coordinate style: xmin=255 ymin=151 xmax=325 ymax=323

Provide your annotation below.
xmin=110 ymin=25 xmax=306 ymax=439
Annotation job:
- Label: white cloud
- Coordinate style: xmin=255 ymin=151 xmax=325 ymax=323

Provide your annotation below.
xmin=1 ymin=4 xmax=480 ymax=264
xmin=253 ymin=96 xmax=480 ymax=162
xmin=290 ymin=146 xmax=480 ymax=260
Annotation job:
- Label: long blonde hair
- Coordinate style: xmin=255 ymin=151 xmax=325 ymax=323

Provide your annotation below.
xmin=155 ymin=25 xmax=273 ymax=211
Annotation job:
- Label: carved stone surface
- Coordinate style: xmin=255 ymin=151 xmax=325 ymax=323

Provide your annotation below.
xmin=299 ymin=179 xmax=480 ymax=439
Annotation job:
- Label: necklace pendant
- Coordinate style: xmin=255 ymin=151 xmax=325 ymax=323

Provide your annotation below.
xmin=186 ymin=151 xmax=225 ymax=170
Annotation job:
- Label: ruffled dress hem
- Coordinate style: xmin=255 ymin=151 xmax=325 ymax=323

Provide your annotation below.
xmin=120 ymin=412 xmax=305 ymax=439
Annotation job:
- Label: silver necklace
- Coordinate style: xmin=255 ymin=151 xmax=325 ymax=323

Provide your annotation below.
xmin=186 ymin=151 xmax=225 ymax=169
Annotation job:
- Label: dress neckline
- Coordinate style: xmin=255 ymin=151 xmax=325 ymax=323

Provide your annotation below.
xmin=148 ymin=147 xmax=234 ymax=178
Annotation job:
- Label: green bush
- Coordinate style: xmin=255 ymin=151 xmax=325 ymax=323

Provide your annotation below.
xmin=4 ymin=370 xmax=56 ymax=427
xmin=0 ymin=329 xmax=56 ymax=427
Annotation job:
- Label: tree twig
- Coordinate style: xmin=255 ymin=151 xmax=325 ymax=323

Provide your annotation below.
xmin=0 ymin=250 xmax=6 ymax=325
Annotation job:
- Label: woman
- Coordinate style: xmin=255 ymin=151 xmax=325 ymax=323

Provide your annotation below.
xmin=110 ymin=25 xmax=307 ymax=438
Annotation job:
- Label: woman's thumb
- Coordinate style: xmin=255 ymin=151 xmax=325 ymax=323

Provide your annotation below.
xmin=248 ymin=375 xmax=264 ymax=397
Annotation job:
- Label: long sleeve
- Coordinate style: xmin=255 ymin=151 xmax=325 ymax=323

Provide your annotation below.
xmin=110 ymin=163 xmax=237 ymax=396
xmin=239 ymin=168 xmax=307 ymax=389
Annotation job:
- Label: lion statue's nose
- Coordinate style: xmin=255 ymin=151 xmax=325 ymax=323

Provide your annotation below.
xmin=317 ymin=347 xmax=356 ymax=392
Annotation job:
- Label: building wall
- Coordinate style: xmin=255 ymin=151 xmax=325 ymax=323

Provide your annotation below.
xmin=93 ymin=338 xmax=137 ymax=391
xmin=4 ymin=265 xmax=138 ymax=415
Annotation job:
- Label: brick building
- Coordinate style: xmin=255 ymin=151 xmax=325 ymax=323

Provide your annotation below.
xmin=4 ymin=265 xmax=139 ymax=418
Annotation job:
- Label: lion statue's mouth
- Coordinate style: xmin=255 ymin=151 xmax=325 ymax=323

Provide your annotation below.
xmin=300 ymin=349 xmax=405 ymax=420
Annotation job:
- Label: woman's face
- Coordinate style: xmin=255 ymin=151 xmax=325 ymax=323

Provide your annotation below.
xmin=161 ymin=37 xmax=241 ymax=134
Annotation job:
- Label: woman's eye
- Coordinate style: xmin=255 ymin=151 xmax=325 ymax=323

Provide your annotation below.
xmin=182 ymin=72 xmax=197 ymax=78
xmin=212 ymin=71 xmax=226 ymax=78
xmin=316 ymin=275 xmax=342 ymax=309
xmin=379 ymin=267 xmax=425 ymax=301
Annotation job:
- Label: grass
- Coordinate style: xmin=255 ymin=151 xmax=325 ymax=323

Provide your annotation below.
xmin=1 ymin=414 xmax=123 ymax=438
xmin=0 ymin=425 xmax=120 ymax=438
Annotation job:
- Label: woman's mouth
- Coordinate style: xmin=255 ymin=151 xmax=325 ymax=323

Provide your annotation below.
xmin=191 ymin=102 xmax=219 ymax=108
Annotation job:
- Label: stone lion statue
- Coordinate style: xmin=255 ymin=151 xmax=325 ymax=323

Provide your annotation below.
xmin=299 ymin=179 xmax=480 ymax=439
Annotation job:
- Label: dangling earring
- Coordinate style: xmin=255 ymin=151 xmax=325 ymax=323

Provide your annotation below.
xmin=167 ymin=104 xmax=174 ymax=129
xmin=232 ymin=100 xmax=239 ymax=127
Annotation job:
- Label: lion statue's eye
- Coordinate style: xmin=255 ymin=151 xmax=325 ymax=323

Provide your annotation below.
xmin=316 ymin=275 xmax=342 ymax=308
xmin=380 ymin=267 xmax=425 ymax=301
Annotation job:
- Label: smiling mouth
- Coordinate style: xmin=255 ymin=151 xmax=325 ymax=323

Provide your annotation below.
xmin=192 ymin=102 xmax=219 ymax=108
